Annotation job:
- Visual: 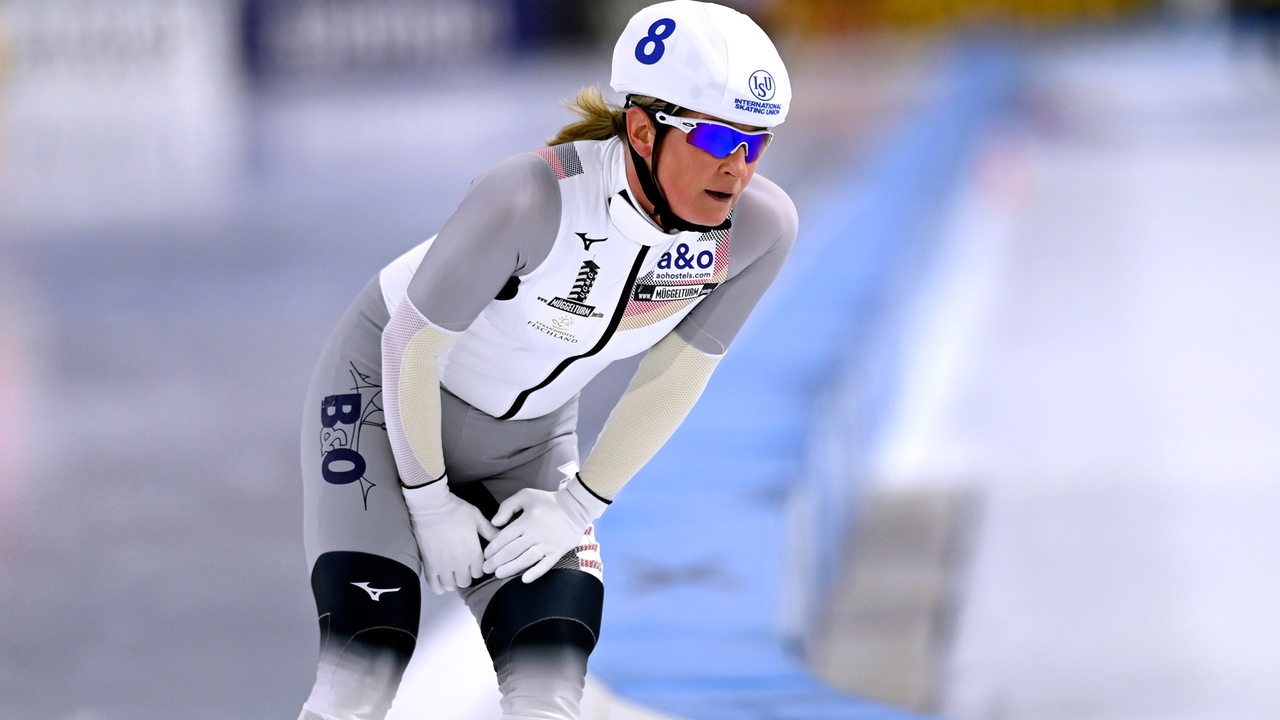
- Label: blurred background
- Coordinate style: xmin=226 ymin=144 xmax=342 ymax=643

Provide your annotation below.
xmin=1 ymin=1 xmax=1278 ymax=719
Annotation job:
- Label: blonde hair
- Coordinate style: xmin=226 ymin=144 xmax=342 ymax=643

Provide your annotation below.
xmin=548 ymin=87 xmax=670 ymax=146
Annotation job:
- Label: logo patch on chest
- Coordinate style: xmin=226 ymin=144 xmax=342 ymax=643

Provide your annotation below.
xmin=632 ymin=282 xmax=719 ymax=302
xmin=632 ymin=235 xmax=723 ymax=303
xmin=541 ymin=259 xmax=600 ymax=317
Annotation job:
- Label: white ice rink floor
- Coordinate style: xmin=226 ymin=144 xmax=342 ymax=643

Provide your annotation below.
xmin=872 ymin=28 xmax=1280 ymax=720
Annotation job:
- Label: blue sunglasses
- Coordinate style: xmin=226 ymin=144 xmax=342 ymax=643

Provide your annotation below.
xmin=653 ymin=111 xmax=773 ymax=163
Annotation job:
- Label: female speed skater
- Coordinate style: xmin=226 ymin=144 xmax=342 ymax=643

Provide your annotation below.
xmin=297 ymin=2 xmax=796 ymax=718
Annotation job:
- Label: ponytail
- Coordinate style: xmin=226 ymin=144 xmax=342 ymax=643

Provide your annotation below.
xmin=547 ymin=86 xmax=627 ymax=146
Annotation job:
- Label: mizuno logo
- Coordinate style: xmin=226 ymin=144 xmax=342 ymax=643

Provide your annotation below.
xmin=576 ymin=232 xmax=607 ymax=251
xmin=351 ymin=582 xmax=401 ymax=601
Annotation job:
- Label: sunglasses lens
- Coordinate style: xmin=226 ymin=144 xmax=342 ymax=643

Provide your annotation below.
xmin=687 ymin=123 xmax=770 ymax=162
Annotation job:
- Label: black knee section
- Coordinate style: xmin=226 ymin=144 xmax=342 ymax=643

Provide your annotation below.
xmin=310 ymin=551 xmax=421 ymax=664
xmin=479 ymin=569 xmax=604 ymax=660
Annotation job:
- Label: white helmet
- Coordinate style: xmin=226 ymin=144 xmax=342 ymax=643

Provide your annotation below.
xmin=610 ymin=1 xmax=791 ymax=127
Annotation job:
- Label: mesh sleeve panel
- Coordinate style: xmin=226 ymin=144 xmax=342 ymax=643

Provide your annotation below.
xmin=578 ymin=333 xmax=721 ymax=499
xmin=381 ymin=297 xmax=460 ymax=487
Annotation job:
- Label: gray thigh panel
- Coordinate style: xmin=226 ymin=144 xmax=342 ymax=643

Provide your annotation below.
xmin=439 ymin=387 xmax=579 ymax=503
xmin=300 ymin=278 xmax=419 ymax=571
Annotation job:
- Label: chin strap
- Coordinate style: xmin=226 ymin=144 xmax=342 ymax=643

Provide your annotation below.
xmin=624 ymin=104 xmax=731 ymax=234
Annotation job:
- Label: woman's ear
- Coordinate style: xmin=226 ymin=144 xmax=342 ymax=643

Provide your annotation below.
xmin=625 ymin=106 xmax=656 ymax=159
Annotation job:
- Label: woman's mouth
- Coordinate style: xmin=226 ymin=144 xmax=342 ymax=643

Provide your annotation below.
xmin=706 ymin=189 xmax=734 ymax=202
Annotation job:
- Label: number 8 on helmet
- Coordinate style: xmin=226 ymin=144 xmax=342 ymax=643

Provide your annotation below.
xmin=610 ymin=0 xmax=792 ymax=129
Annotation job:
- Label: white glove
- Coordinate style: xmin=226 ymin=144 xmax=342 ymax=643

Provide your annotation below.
xmin=402 ymin=478 xmax=498 ymax=594
xmin=482 ymin=475 xmax=609 ymax=583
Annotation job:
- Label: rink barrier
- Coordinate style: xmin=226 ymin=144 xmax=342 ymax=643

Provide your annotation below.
xmin=588 ymin=42 xmax=1021 ymax=720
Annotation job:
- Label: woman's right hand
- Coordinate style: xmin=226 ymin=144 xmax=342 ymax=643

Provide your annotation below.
xmin=401 ymin=479 xmax=499 ymax=594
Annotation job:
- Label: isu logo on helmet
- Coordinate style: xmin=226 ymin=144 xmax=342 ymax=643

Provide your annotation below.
xmin=610 ymin=0 xmax=792 ymax=127
xmin=749 ymin=70 xmax=776 ymax=101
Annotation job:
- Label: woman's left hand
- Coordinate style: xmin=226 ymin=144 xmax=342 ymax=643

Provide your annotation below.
xmin=483 ymin=475 xmax=608 ymax=583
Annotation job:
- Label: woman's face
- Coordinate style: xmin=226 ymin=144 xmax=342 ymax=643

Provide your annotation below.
xmin=626 ymin=107 xmax=766 ymax=229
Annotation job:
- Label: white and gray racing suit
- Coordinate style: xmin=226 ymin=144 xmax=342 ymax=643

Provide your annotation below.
xmin=298 ymin=135 xmax=797 ymax=720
